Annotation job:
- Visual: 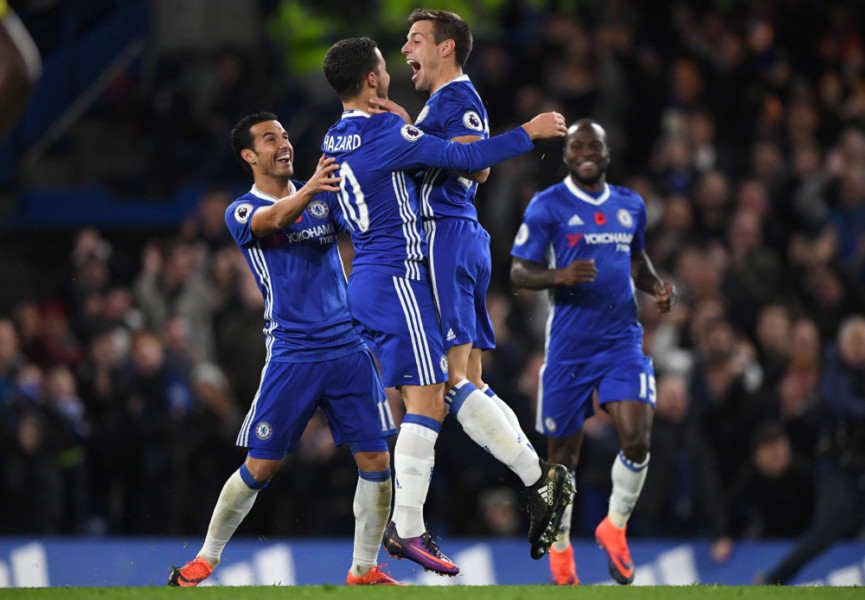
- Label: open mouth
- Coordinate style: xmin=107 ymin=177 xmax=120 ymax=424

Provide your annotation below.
xmin=276 ymin=154 xmax=291 ymax=166
xmin=407 ymin=59 xmax=421 ymax=82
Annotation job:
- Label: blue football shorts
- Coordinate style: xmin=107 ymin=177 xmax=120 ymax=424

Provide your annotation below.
xmin=347 ymin=270 xmax=448 ymax=388
xmin=424 ymin=218 xmax=496 ymax=351
xmin=237 ymin=349 xmax=397 ymax=459
xmin=536 ymin=348 xmax=656 ymax=438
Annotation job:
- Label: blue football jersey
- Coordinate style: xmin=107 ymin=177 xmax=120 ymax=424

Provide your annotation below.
xmin=225 ymin=184 xmax=365 ymax=362
xmin=414 ymin=75 xmax=489 ymax=222
xmin=511 ymin=178 xmax=648 ymax=363
xmin=322 ymin=110 xmax=532 ymax=280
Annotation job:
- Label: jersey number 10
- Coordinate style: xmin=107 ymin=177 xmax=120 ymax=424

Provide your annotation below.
xmin=337 ymin=162 xmax=370 ymax=232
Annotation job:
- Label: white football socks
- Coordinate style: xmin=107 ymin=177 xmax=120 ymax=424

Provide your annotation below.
xmin=350 ymin=469 xmax=392 ymax=577
xmin=609 ymin=451 xmax=649 ymax=528
xmin=198 ymin=465 xmax=265 ymax=566
xmin=479 ymin=384 xmax=534 ymax=449
xmin=392 ymin=416 xmax=439 ymax=538
xmin=448 ymin=380 xmax=541 ymax=487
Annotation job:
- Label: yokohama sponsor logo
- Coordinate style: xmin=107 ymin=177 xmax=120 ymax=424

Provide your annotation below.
xmin=584 ymin=232 xmax=633 ymax=245
xmin=286 ymin=223 xmax=334 ymax=242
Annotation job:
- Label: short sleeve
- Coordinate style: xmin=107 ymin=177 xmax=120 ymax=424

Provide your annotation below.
xmin=440 ymin=90 xmax=487 ymax=140
xmin=511 ymin=196 xmax=552 ymax=264
xmin=225 ymin=198 xmax=266 ymax=248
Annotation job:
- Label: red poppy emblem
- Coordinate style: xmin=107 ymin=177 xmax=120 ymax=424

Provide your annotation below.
xmin=594 ymin=212 xmax=606 ymax=225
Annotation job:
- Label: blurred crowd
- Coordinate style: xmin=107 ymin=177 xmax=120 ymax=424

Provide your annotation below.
xmin=0 ymin=0 xmax=864 ymax=562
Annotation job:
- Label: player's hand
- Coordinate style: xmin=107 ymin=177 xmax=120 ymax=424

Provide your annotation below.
xmin=368 ymin=97 xmax=413 ymax=124
xmin=555 ymin=259 xmax=596 ymax=286
xmin=653 ymin=280 xmax=676 ymax=313
xmin=307 ymin=154 xmax=341 ymax=193
xmin=521 ymin=111 xmax=568 ymax=140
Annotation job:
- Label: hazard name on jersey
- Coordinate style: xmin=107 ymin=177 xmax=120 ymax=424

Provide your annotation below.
xmin=323 ymin=133 xmax=362 ymax=152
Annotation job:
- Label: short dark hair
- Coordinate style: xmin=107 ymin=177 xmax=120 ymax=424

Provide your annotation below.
xmin=323 ymin=37 xmax=380 ymax=102
xmin=230 ymin=111 xmax=278 ymax=174
xmin=408 ymin=9 xmax=473 ymax=67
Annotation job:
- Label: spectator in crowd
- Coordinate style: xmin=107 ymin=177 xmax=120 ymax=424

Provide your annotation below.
xmin=118 ymin=330 xmax=192 ymax=534
xmin=716 ymin=421 xmax=815 ymax=558
xmin=758 ymin=315 xmax=865 ymax=584
xmin=0 ymin=318 xmax=25 ymax=406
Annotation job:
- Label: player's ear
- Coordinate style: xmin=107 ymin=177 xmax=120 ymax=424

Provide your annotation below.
xmin=441 ymin=39 xmax=455 ymax=58
xmin=241 ymin=148 xmax=256 ymax=167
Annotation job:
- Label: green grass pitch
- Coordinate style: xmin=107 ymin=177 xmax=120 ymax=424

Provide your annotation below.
xmin=2 ymin=586 xmax=862 ymax=600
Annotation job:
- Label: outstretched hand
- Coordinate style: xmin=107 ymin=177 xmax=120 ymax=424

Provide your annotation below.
xmin=521 ymin=111 xmax=568 ymax=140
xmin=307 ymin=154 xmax=341 ymax=193
xmin=556 ymin=259 xmax=597 ymax=286
xmin=368 ymin=97 xmax=413 ymax=124
xmin=653 ymin=280 xmax=676 ymax=313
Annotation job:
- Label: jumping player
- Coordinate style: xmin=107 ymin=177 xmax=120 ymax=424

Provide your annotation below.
xmin=322 ymin=37 xmax=573 ymax=575
xmin=371 ymin=8 xmax=577 ymax=563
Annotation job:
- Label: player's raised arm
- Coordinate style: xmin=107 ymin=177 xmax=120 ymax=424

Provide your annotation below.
xmin=520 ymin=111 xmax=568 ymax=141
xmin=0 ymin=2 xmax=41 ymax=142
xmin=250 ymin=155 xmax=340 ymax=237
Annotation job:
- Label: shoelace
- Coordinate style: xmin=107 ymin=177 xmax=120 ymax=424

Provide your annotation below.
xmin=421 ymin=532 xmax=448 ymax=559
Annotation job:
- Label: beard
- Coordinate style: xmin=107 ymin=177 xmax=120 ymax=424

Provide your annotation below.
xmin=569 ymin=165 xmax=606 ymax=186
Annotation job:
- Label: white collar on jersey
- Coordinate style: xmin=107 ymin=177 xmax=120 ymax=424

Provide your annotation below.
xmin=435 ymin=73 xmax=471 ymax=93
xmin=342 ymin=109 xmax=372 ymax=118
xmin=564 ymin=176 xmax=609 ymax=205
xmin=250 ymin=182 xmax=295 ymax=203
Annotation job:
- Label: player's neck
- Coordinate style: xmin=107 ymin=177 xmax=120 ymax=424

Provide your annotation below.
xmin=343 ymin=91 xmax=376 ymax=114
xmin=254 ymin=174 xmax=293 ymax=200
xmin=429 ymin=65 xmax=463 ymax=95
xmin=570 ymin=174 xmax=606 ymax=194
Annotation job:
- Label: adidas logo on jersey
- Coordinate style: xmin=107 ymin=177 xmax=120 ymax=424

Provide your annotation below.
xmin=568 ymin=214 xmax=584 ymax=226
xmin=446 ymin=329 xmax=456 ymax=341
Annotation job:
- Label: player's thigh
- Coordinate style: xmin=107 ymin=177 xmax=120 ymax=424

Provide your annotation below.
xmin=537 ymin=361 xmax=598 ymax=438
xmin=320 ymin=349 xmax=397 ymax=451
xmin=238 ymin=361 xmax=326 ymax=459
xmin=596 ymin=353 xmax=657 ymax=409
xmin=347 ymin=271 xmax=447 ymax=388
xmin=471 ymin=238 xmax=496 ymax=351
xmin=428 ymin=219 xmax=493 ymax=349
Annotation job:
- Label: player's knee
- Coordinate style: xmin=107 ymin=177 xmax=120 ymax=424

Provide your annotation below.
xmin=355 ymin=451 xmax=390 ymax=473
xmin=244 ymin=457 xmax=282 ymax=483
xmin=620 ymin=434 xmax=650 ymax=464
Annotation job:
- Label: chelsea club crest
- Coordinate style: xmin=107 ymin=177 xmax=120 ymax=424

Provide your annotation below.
xmin=255 ymin=421 xmax=273 ymax=440
xmin=308 ymin=199 xmax=329 ymax=219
